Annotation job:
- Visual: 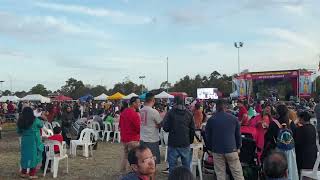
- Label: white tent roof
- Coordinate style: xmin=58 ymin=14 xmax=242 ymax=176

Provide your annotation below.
xmin=94 ymin=93 xmax=108 ymax=101
xmin=20 ymin=94 xmax=51 ymax=103
xmin=0 ymin=95 xmax=20 ymax=102
xmin=155 ymin=91 xmax=174 ymax=99
xmin=122 ymin=93 xmax=139 ymax=100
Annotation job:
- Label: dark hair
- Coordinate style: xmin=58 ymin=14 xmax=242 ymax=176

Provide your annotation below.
xmin=17 ymin=107 xmax=36 ymax=130
xmin=145 ymin=93 xmax=154 ymax=103
xmin=53 ymin=126 xmax=62 ymax=134
xmin=130 ymin=97 xmax=140 ymax=105
xmin=298 ymin=111 xmax=311 ymax=122
xmin=195 ymin=103 xmax=201 ymax=110
xmin=263 ymin=151 xmax=288 ymax=178
xmin=128 ymin=145 xmax=149 ymax=165
xmin=168 ymin=166 xmax=195 ymax=180
xmin=216 ymin=99 xmax=226 ymax=112
xmin=174 ymin=96 xmax=183 ymax=105
xmin=121 ymin=102 xmax=129 ymax=112
xmin=276 ymin=104 xmax=289 ymax=127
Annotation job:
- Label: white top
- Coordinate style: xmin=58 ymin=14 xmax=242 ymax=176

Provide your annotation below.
xmin=140 ymin=106 xmax=162 ymax=143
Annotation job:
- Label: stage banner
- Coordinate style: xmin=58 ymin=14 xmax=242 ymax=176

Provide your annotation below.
xmin=233 ymin=75 xmax=247 ymax=97
xmin=299 ymin=72 xmax=312 ymax=96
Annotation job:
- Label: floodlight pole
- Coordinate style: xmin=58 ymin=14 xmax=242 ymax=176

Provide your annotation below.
xmin=234 ymin=42 xmax=244 ymax=75
xmin=139 ymin=76 xmax=146 ymax=94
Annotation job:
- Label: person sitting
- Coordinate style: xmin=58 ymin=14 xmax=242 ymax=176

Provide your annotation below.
xmin=121 ymin=145 xmax=156 ymax=180
xmin=42 ymin=126 xmax=64 ymax=171
xmin=294 ymin=111 xmax=317 ymax=174
xmin=263 ymin=151 xmax=288 ymax=180
xmin=168 ymin=166 xmax=194 ymax=180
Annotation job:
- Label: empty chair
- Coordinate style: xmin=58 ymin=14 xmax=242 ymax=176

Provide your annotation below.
xmin=43 ymin=140 xmax=68 ymax=178
xmin=113 ymin=122 xmax=121 ymax=143
xmin=91 ymin=121 xmax=103 ymax=140
xmin=86 ymin=119 xmax=94 ymax=128
xmin=52 ymin=122 xmax=60 ymax=128
xmin=44 ymin=121 xmax=53 ymax=131
xmin=70 ymin=128 xmax=96 ymax=158
xmin=42 ymin=127 xmax=54 ymax=137
xmin=190 ymin=143 xmax=203 ymax=180
xmin=102 ymin=122 xmax=113 ymax=142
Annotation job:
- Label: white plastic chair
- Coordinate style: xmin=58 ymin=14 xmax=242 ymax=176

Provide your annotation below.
xmin=91 ymin=121 xmax=102 ymax=140
xmin=42 ymin=127 xmax=54 ymax=138
xmin=52 ymin=122 xmax=60 ymax=128
xmin=190 ymin=143 xmax=203 ymax=180
xmin=43 ymin=140 xmax=68 ymax=178
xmin=102 ymin=122 xmax=113 ymax=142
xmin=70 ymin=128 xmax=96 ymax=158
xmin=113 ymin=122 xmax=121 ymax=143
xmin=44 ymin=121 xmax=53 ymax=131
xmin=300 ymin=132 xmax=320 ymax=179
xmin=86 ymin=119 xmax=94 ymax=128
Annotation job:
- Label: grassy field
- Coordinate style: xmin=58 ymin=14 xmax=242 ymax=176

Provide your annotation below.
xmin=0 ymin=124 xmax=214 ymax=180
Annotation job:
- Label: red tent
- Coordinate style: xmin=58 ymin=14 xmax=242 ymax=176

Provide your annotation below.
xmin=169 ymin=92 xmax=188 ymax=99
xmin=53 ymin=95 xmax=73 ymax=101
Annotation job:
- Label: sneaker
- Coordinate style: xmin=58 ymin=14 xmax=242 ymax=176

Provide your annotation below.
xmin=29 ymin=175 xmax=38 ymax=179
xmin=18 ymin=173 xmax=29 ymax=178
xmin=162 ymin=168 xmax=169 ymax=174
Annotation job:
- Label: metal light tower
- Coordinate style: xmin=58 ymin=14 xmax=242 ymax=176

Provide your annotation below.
xmin=166 ymin=57 xmax=169 ymax=92
xmin=234 ymin=42 xmax=244 ymax=74
xmin=139 ymin=76 xmax=146 ymax=94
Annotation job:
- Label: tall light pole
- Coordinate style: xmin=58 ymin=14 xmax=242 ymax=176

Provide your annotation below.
xmin=166 ymin=57 xmax=169 ymax=92
xmin=234 ymin=42 xmax=244 ymax=74
xmin=139 ymin=76 xmax=146 ymax=94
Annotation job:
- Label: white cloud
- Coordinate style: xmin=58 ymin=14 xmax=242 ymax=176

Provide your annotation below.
xmin=34 ymin=2 xmax=153 ymax=25
xmin=0 ymin=11 xmax=110 ymax=40
xmin=262 ymin=27 xmax=318 ymax=52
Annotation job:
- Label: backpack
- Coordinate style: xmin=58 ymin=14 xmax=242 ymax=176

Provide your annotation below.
xmin=273 ymin=119 xmax=295 ymax=151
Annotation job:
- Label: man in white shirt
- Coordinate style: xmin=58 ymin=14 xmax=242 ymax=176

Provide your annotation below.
xmin=140 ymin=93 xmax=162 ymax=166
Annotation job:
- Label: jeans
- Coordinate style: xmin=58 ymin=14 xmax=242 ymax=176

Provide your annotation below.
xmin=168 ymin=146 xmax=191 ymax=174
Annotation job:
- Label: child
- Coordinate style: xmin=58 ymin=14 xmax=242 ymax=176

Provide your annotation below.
xmin=42 ymin=127 xmax=64 ymax=171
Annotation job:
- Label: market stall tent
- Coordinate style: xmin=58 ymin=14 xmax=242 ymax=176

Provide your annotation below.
xmin=122 ymin=93 xmax=138 ymax=100
xmin=20 ymin=94 xmax=51 ymax=103
xmin=79 ymin=94 xmax=93 ymax=102
xmin=108 ymin=92 xmax=125 ymax=100
xmin=53 ymin=95 xmax=73 ymax=101
xmin=0 ymin=95 xmax=20 ymax=102
xmin=94 ymin=93 xmax=109 ymax=101
xmin=155 ymin=91 xmax=174 ymax=99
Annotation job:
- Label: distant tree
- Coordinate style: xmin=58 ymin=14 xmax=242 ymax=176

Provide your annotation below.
xmin=2 ymin=90 xmax=12 ymax=96
xmin=30 ymin=84 xmax=49 ymax=96
xmin=108 ymin=81 xmax=146 ymax=95
xmin=60 ymin=78 xmax=86 ymax=99
xmin=14 ymin=91 xmax=28 ymax=98
xmin=160 ymin=81 xmax=172 ymax=90
xmin=90 ymin=85 xmax=108 ymax=97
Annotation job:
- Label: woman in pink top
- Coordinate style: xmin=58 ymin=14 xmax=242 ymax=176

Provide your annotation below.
xmin=250 ymin=110 xmax=271 ymax=161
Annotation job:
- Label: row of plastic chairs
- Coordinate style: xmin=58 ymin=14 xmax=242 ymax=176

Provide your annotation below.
xmin=86 ymin=120 xmax=120 ymax=143
xmin=70 ymin=128 xmax=96 ymax=158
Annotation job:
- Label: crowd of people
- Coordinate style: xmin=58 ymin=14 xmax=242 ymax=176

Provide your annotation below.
xmin=6 ymin=92 xmax=320 ymax=179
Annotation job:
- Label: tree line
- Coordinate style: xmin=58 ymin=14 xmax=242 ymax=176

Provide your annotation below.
xmin=1 ymin=71 xmax=234 ymax=99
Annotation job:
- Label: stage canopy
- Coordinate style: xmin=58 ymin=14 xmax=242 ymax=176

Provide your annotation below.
xmin=21 ymin=94 xmax=51 ymax=103
xmin=94 ymin=93 xmax=108 ymax=101
xmin=108 ymin=92 xmax=124 ymax=100
xmin=155 ymin=91 xmax=174 ymax=99
xmin=0 ymin=95 xmax=20 ymax=102
xmin=53 ymin=95 xmax=73 ymax=101
xmin=123 ymin=93 xmax=138 ymax=100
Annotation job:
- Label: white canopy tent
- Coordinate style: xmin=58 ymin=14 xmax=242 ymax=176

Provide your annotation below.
xmin=94 ymin=93 xmax=109 ymax=101
xmin=20 ymin=94 xmax=51 ymax=103
xmin=0 ymin=96 xmax=20 ymax=102
xmin=155 ymin=91 xmax=174 ymax=99
xmin=122 ymin=93 xmax=138 ymax=100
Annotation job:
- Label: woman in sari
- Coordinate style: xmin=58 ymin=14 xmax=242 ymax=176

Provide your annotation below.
xmin=17 ymin=107 xmax=43 ymax=179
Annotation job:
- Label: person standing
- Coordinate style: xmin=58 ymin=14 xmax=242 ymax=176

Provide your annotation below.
xmin=140 ymin=93 xmax=162 ymax=165
xmin=314 ymin=98 xmax=320 ymax=135
xmin=237 ymin=100 xmax=249 ymax=126
xmin=163 ymin=96 xmax=195 ymax=173
xmin=193 ymin=103 xmax=203 ymax=129
xmin=119 ymin=97 xmax=141 ymax=173
xmin=205 ymin=99 xmax=244 ymax=180
xmin=17 ymin=107 xmax=44 ymax=179
xmin=61 ymin=106 xmax=75 ymax=146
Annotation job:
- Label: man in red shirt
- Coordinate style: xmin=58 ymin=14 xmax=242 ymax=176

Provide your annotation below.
xmin=237 ymin=100 xmax=249 ymax=126
xmin=119 ymin=97 xmax=141 ymax=173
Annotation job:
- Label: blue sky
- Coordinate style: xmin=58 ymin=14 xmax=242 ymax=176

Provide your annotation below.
xmin=0 ymin=0 xmax=319 ymax=92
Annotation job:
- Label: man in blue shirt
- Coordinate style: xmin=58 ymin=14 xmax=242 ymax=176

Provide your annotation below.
xmin=205 ymin=99 xmax=244 ymax=180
